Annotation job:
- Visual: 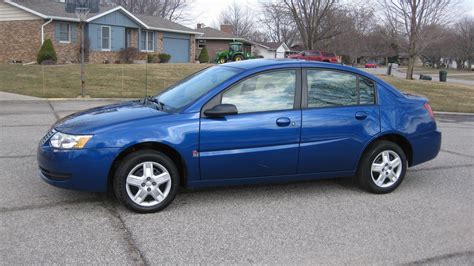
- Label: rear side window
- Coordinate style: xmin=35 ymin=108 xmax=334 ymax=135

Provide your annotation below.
xmin=306 ymin=69 xmax=375 ymax=108
xmin=359 ymin=77 xmax=376 ymax=105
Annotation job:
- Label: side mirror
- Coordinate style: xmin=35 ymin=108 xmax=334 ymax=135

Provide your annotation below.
xmin=204 ymin=104 xmax=238 ymax=118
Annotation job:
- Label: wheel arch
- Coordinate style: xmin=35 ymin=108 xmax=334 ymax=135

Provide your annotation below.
xmin=108 ymin=142 xmax=187 ymax=191
xmin=358 ymin=133 xmax=414 ymax=170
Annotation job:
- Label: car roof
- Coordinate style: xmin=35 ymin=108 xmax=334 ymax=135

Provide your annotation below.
xmin=221 ymin=59 xmax=404 ymax=98
xmin=223 ymin=59 xmax=341 ymax=71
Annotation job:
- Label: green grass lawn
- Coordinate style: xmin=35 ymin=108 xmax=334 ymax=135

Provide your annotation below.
xmin=0 ymin=63 xmax=211 ymax=98
xmin=378 ymin=75 xmax=474 ymax=113
xmin=1 ymin=63 xmax=473 ymax=112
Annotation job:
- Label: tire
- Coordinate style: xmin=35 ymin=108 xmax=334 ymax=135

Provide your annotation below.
xmin=233 ymin=55 xmax=244 ymax=61
xmin=218 ymin=58 xmax=227 ymax=64
xmin=113 ymin=150 xmax=180 ymax=213
xmin=357 ymin=141 xmax=407 ymax=194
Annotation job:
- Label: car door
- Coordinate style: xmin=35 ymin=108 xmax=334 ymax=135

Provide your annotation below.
xmin=298 ymin=68 xmax=380 ymax=174
xmin=199 ymin=69 xmax=302 ymax=180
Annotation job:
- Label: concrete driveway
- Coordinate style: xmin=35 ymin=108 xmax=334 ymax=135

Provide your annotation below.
xmin=0 ymin=99 xmax=473 ymax=264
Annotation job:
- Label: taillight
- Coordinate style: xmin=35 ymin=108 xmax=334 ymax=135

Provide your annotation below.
xmin=424 ymin=102 xmax=434 ymax=119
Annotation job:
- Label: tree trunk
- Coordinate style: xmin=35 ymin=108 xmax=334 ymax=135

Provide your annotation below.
xmin=406 ymin=56 xmax=415 ymax=80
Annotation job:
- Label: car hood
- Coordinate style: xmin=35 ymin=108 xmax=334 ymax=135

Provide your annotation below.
xmin=54 ymin=101 xmax=168 ymax=134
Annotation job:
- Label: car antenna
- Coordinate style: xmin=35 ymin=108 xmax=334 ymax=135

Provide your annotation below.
xmin=144 ymin=53 xmax=149 ymax=103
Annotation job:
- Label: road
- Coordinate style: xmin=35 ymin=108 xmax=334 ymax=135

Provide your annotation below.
xmin=362 ymin=66 xmax=474 ymax=86
xmin=0 ymin=99 xmax=473 ymax=264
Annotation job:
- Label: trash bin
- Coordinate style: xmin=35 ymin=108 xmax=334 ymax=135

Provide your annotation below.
xmin=419 ymin=74 xmax=432 ymax=81
xmin=439 ymin=70 xmax=448 ymax=82
xmin=386 ymin=63 xmax=392 ymax=75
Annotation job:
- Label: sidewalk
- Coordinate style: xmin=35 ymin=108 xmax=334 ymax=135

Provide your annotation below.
xmin=0 ymin=91 xmax=44 ymax=101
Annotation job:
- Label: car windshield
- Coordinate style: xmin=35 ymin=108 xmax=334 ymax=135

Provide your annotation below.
xmin=155 ymin=66 xmax=241 ymax=111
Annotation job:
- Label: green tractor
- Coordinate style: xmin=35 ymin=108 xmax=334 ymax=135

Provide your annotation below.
xmin=216 ymin=42 xmax=252 ymax=64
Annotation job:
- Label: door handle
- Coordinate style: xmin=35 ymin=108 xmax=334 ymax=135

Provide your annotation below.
xmin=355 ymin=111 xmax=368 ymax=120
xmin=276 ymin=117 xmax=291 ymax=127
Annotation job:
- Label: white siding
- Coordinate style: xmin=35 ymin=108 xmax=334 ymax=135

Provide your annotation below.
xmin=276 ymin=45 xmax=288 ymax=58
xmin=0 ymin=2 xmax=39 ymax=21
xmin=252 ymin=45 xmax=275 ymax=58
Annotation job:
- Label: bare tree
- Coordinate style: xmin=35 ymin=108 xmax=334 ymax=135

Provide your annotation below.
xmin=105 ymin=0 xmax=189 ymax=22
xmin=216 ymin=1 xmax=255 ymax=39
xmin=378 ymin=0 xmax=458 ymax=79
xmin=282 ymin=0 xmax=347 ymax=50
xmin=260 ymin=1 xmax=298 ymax=46
xmin=453 ymin=17 xmax=474 ymax=70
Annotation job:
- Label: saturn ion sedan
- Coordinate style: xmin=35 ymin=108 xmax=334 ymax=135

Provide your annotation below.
xmin=37 ymin=60 xmax=441 ymax=213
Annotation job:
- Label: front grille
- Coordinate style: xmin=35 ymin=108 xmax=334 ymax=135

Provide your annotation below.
xmin=40 ymin=129 xmax=56 ymax=146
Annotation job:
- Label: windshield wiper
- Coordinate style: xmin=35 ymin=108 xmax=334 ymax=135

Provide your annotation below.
xmin=146 ymin=97 xmax=166 ymax=111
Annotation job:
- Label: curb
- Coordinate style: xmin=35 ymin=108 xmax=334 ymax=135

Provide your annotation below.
xmin=47 ymin=98 xmax=135 ymax=101
xmin=434 ymin=111 xmax=474 ymax=116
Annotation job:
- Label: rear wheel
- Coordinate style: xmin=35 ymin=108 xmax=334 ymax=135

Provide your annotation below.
xmin=113 ymin=150 xmax=180 ymax=213
xmin=233 ymin=55 xmax=244 ymax=61
xmin=357 ymin=141 xmax=407 ymax=194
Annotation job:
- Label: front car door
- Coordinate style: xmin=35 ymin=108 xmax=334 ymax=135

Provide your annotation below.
xmin=199 ymin=69 xmax=302 ymax=180
xmin=298 ymin=68 xmax=380 ymax=174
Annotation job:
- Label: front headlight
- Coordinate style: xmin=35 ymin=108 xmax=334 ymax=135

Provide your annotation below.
xmin=50 ymin=132 xmax=92 ymax=149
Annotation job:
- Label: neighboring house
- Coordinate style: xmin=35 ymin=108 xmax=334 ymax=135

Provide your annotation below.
xmin=195 ymin=24 xmax=253 ymax=61
xmin=253 ymin=42 xmax=290 ymax=59
xmin=0 ymin=0 xmax=201 ymax=64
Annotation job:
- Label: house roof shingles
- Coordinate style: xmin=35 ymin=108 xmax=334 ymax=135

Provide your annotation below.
xmin=195 ymin=27 xmax=243 ymax=40
xmin=6 ymin=0 xmax=199 ymax=34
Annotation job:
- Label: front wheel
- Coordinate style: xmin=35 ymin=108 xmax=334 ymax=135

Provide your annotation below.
xmin=357 ymin=141 xmax=407 ymax=194
xmin=217 ymin=58 xmax=227 ymax=64
xmin=113 ymin=150 xmax=180 ymax=213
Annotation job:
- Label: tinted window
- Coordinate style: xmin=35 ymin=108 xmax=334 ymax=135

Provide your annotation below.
xmin=157 ymin=66 xmax=241 ymax=111
xmin=322 ymin=52 xmax=335 ymax=57
xmin=306 ymin=51 xmax=320 ymax=56
xmin=359 ymin=77 xmax=376 ymax=105
xmin=222 ymin=70 xmax=296 ymax=113
xmin=307 ymin=70 xmax=358 ymax=108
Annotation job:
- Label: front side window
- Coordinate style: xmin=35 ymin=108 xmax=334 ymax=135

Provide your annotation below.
xmin=101 ymin=26 xmax=111 ymax=51
xmin=222 ymin=70 xmax=296 ymax=114
xmin=59 ymin=23 xmax=70 ymax=43
xmin=306 ymin=69 xmax=376 ymax=108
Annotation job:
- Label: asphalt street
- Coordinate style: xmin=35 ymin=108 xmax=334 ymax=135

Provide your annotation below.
xmin=0 ymin=99 xmax=473 ymax=264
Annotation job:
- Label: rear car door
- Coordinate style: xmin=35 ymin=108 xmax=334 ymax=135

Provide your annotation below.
xmin=199 ymin=69 xmax=302 ymax=180
xmin=298 ymin=68 xmax=380 ymax=174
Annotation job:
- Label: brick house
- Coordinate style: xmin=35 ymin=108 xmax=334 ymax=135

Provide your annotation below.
xmin=0 ymin=0 xmax=201 ymax=64
xmin=194 ymin=24 xmax=254 ymax=62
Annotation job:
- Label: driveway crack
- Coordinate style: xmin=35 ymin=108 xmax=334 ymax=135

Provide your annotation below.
xmin=105 ymin=203 xmax=149 ymax=266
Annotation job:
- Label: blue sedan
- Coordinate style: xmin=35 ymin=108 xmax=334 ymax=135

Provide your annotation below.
xmin=37 ymin=60 xmax=441 ymax=213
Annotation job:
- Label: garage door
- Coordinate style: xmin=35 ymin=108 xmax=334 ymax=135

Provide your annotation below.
xmin=163 ymin=33 xmax=190 ymax=63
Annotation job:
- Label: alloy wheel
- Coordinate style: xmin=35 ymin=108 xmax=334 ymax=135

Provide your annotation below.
xmin=125 ymin=161 xmax=172 ymax=207
xmin=370 ymin=150 xmax=403 ymax=188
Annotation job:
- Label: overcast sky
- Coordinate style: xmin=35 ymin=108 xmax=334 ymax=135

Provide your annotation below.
xmin=182 ymin=0 xmax=474 ymax=29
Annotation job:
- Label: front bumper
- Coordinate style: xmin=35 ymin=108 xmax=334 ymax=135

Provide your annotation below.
xmin=37 ymin=145 xmax=120 ymax=192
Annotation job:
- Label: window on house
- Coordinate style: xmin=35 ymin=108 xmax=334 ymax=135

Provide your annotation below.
xmin=101 ymin=26 xmax=111 ymax=51
xmin=140 ymin=30 xmax=155 ymax=52
xmin=59 ymin=23 xmax=71 ymax=43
